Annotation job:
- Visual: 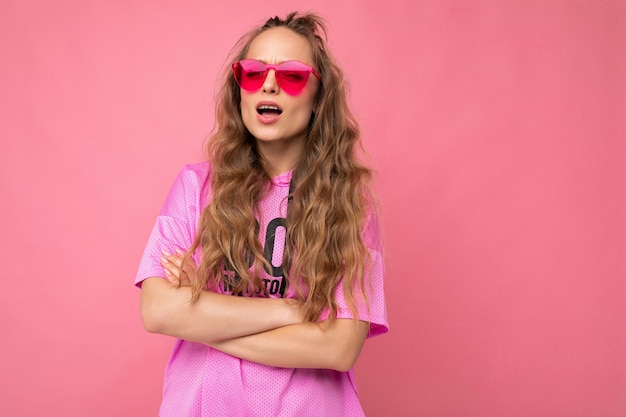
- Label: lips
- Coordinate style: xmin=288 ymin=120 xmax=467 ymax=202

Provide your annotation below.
xmin=256 ymin=101 xmax=283 ymax=124
xmin=257 ymin=105 xmax=283 ymax=115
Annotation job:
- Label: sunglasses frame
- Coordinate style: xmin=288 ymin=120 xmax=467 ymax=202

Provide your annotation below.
xmin=232 ymin=59 xmax=322 ymax=95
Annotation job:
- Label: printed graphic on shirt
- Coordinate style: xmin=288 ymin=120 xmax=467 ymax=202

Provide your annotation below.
xmin=222 ymin=216 xmax=287 ymax=298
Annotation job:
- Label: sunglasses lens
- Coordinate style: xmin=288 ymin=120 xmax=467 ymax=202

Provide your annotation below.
xmin=234 ymin=60 xmax=267 ymax=92
xmin=276 ymin=71 xmax=309 ymax=95
xmin=276 ymin=61 xmax=313 ymax=95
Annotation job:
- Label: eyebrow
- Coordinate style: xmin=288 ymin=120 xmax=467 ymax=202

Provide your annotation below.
xmin=244 ymin=58 xmax=296 ymax=65
xmin=247 ymin=59 xmax=273 ymax=64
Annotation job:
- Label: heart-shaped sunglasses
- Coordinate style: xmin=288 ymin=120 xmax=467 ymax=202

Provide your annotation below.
xmin=232 ymin=59 xmax=321 ymax=96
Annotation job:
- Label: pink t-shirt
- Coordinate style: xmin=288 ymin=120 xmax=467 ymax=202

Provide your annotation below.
xmin=136 ymin=162 xmax=388 ymax=417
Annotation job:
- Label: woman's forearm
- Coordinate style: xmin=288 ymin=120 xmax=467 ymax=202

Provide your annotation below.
xmin=140 ymin=277 xmax=303 ymax=344
xmin=210 ymin=319 xmax=369 ymax=372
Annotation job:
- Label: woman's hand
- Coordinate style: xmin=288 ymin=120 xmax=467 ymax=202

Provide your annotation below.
xmin=143 ymin=248 xmax=310 ymax=346
xmin=160 ymin=249 xmax=196 ymax=287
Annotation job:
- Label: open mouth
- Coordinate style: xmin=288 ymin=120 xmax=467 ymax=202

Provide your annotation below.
xmin=256 ymin=105 xmax=283 ymax=116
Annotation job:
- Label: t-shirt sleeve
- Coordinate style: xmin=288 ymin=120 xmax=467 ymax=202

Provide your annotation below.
xmin=134 ymin=164 xmax=207 ymax=287
xmin=321 ymin=207 xmax=389 ymax=338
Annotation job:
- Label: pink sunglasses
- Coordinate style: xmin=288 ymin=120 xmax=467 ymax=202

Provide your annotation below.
xmin=232 ymin=59 xmax=321 ymax=95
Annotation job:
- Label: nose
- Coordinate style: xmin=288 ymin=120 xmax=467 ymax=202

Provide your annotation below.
xmin=262 ymin=69 xmax=279 ymax=94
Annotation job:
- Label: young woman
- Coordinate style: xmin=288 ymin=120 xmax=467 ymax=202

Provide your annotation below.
xmin=136 ymin=12 xmax=388 ymax=416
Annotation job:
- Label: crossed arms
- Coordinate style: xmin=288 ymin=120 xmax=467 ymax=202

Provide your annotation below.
xmin=140 ymin=252 xmax=369 ymax=372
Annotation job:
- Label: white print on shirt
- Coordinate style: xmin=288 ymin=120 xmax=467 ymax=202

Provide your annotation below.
xmin=222 ymin=216 xmax=287 ymax=298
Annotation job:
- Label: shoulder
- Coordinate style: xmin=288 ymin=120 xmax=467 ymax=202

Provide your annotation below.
xmin=179 ymin=161 xmax=211 ymax=184
xmin=171 ymin=161 xmax=212 ymax=194
xmin=159 ymin=161 xmax=212 ymax=217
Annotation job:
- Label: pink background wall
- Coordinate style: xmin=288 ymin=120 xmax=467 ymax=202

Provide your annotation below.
xmin=1 ymin=1 xmax=624 ymax=416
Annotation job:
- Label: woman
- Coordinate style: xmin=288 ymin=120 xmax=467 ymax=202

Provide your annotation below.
xmin=136 ymin=12 xmax=388 ymax=416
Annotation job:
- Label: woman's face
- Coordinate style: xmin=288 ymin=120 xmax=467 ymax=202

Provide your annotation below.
xmin=240 ymin=27 xmax=319 ymax=169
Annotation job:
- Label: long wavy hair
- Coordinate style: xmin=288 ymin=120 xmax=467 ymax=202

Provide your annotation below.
xmin=186 ymin=12 xmax=374 ymax=322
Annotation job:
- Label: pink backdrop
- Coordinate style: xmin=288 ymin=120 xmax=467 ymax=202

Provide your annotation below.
xmin=1 ymin=1 xmax=624 ymax=416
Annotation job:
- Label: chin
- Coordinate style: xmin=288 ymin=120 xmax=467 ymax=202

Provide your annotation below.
xmin=250 ymin=131 xmax=282 ymax=142
xmin=251 ymin=127 xmax=294 ymax=143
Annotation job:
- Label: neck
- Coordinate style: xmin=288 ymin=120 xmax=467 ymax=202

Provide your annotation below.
xmin=256 ymin=137 xmax=304 ymax=177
